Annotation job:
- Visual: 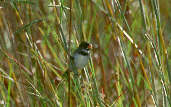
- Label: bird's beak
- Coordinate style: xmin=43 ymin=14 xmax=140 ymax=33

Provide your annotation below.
xmin=88 ymin=44 xmax=93 ymax=49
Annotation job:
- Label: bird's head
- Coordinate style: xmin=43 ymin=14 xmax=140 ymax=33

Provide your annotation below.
xmin=78 ymin=41 xmax=92 ymax=50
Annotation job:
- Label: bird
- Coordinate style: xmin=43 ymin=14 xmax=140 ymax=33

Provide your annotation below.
xmin=64 ymin=41 xmax=92 ymax=76
xmin=72 ymin=41 xmax=92 ymax=70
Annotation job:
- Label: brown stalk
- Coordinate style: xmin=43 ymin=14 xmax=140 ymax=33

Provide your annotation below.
xmin=68 ymin=0 xmax=72 ymax=106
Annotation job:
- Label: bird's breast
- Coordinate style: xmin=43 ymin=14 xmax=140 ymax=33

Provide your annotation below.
xmin=74 ymin=53 xmax=89 ymax=69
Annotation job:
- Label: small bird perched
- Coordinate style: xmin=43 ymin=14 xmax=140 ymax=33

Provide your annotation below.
xmin=72 ymin=41 xmax=92 ymax=70
xmin=64 ymin=41 xmax=92 ymax=75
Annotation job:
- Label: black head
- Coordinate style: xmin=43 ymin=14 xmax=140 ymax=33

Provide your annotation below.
xmin=79 ymin=41 xmax=92 ymax=50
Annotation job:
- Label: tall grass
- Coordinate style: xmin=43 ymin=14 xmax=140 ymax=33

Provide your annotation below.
xmin=0 ymin=0 xmax=171 ymax=106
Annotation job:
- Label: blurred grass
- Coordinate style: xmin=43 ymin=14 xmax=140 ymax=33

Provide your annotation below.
xmin=0 ymin=0 xmax=171 ymax=106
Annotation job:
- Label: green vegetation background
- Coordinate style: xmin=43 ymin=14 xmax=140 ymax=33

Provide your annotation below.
xmin=0 ymin=0 xmax=171 ymax=107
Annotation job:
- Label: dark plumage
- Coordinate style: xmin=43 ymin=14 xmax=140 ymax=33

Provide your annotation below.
xmin=78 ymin=41 xmax=91 ymax=50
